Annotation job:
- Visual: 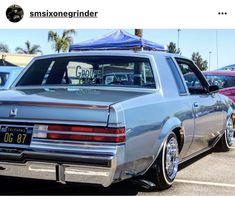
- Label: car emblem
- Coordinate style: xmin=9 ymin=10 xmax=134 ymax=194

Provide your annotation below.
xmin=9 ymin=108 xmax=18 ymax=117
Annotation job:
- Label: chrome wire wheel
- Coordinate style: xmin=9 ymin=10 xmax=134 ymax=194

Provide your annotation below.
xmin=214 ymin=117 xmax=234 ymax=152
xmin=225 ymin=117 xmax=234 ymax=147
xmin=165 ymin=136 xmax=179 ymax=181
xmin=144 ymin=132 xmax=179 ymax=190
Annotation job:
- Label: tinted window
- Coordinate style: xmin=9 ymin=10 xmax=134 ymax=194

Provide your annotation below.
xmin=0 ymin=72 xmax=10 ymax=86
xmin=17 ymin=56 xmax=155 ymax=88
xmin=175 ymin=58 xmax=208 ymax=95
xmin=184 ymin=72 xmax=203 ymax=88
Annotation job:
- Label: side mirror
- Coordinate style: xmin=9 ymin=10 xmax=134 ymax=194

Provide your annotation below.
xmin=209 ymin=85 xmax=219 ymax=93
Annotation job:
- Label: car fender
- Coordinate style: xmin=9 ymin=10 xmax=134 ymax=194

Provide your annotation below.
xmin=141 ymin=116 xmax=184 ymax=175
xmin=158 ymin=116 xmax=183 ymax=141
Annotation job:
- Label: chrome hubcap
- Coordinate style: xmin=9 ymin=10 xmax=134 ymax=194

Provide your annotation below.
xmin=165 ymin=137 xmax=179 ymax=180
xmin=226 ymin=118 xmax=234 ymax=146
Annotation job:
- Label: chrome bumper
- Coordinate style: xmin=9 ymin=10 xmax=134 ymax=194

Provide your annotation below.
xmin=0 ymin=161 xmax=115 ymax=187
xmin=0 ymin=133 xmax=123 ymax=187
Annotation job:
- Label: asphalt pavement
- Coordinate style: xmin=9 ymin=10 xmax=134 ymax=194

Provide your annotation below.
xmin=0 ymin=141 xmax=234 ymax=195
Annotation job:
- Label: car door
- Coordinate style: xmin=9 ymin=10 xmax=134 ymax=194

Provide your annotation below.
xmin=174 ymin=58 xmax=224 ymax=156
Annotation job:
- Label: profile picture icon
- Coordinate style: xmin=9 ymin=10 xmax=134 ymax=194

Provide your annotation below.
xmin=6 ymin=4 xmax=24 ymax=23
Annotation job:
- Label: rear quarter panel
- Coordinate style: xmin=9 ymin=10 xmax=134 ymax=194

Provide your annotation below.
xmin=107 ymin=53 xmax=196 ymax=176
xmin=109 ymin=92 xmax=194 ymax=176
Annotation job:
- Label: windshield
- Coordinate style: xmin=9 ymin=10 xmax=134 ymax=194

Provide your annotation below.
xmin=16 ymin=56 xmax=155 ymax=88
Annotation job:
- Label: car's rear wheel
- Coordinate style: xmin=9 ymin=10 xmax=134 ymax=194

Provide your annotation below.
xmin=144 ymin=132 xmax=179 ymax=190
xmin=215 ymin=117 xmax=234 ymax=152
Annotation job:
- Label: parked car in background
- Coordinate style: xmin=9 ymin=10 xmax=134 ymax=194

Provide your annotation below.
xmin=0 ymin=66 xmax=23 ymax=90
xmin=218 ymin=64 xmax=235 ymax=71
xmin=185 ymin=71 xmax=235 ymax=102
xmin=0 ymin=51 xmax=233 ymax=191
xmin=204 ymin=71 xmax=235 ymax=102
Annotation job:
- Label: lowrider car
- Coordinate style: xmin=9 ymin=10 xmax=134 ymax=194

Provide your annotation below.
xmin=0 ymin=51 xmax=233 ymax=191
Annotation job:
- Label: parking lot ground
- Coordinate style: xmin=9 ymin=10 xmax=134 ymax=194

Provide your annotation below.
xmin=0 ymin=142 xmax=235 ymax=195
xmin=145 ymin=144 xmax=235 ymax=196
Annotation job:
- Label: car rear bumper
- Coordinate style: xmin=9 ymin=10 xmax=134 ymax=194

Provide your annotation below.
xmin=0 ymin=159 xmax=116 ymax=187
xmin=0 ymin=123 xmax=124 ymax=187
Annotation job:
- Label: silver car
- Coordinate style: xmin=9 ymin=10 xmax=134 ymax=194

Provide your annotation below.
xmin=0 ymin=51 xmax=233 ymax=191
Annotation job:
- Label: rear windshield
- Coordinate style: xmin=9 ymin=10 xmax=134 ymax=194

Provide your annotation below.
xmin=0 ymin=72 xmax=10 ymax=86
xmin=16 ymin=56 xmax=155 ymax=88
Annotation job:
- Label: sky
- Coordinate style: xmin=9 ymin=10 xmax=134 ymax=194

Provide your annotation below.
xmin=0 ymin=29 xmax=235 ymax=71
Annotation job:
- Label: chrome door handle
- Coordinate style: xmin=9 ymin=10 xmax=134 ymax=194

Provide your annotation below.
xmin=193 ymin=102 xmax=199 ymax=108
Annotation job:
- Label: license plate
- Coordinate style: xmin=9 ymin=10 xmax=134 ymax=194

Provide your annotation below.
xmin=0 ymin=126 xmax=32 ymax=145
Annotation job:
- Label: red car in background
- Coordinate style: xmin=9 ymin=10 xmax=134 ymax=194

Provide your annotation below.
xmin=203 ymin=71 xmax=235 ymax=102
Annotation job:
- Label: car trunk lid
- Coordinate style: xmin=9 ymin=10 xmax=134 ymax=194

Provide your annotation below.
xmin=0 ymin=87 xmax=149 ymax=126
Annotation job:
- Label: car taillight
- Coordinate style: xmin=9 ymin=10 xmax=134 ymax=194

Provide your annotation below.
xmin=47 ymin=133 xmax=125 ymax=143
xmin=33 ymin=125 xmax=126 ymax=143
xmin=48 ymin=125 xmax=125 ymax=134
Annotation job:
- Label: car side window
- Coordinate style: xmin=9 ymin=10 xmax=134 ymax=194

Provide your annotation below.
xmin=174 ymin=58 xmax=209 ymax=95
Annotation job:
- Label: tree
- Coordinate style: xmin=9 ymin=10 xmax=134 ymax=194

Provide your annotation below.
xmin=48 ymin=29 xmax=76 ymax=53
xmin=167 ymin=42 xmax=180 ymax=54
xmin=15 ymin=41 xmax=42 ymax=54
xmin=0 ymin=43 xmax=9 ymax=53
xmin=191 ymin=52 xmax=208 ymax=71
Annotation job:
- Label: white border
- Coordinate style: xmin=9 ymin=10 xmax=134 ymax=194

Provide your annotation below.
xmin=0 ymin=0 xmax=234 ymax=28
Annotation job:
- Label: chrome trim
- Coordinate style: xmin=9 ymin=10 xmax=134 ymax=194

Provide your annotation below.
xmin=0 ymin=161 xmax=115 ymax=187
xmin=27 ymin=151 xmax=114 ymax=160
xmin=9 ymin=108 xmax=18 ymax=118
xmin=31 ymin=138 xmax=124 ymax=146
xmin=0 ymin=119 xmax=109 ymax=127
xmin=13 ymin=85 xmax=157 ymax=93
xmin=30 ymin=141 xmax=118 ymax=156
xmin=0 ymin=124 xmax=34 ymax=128
xmin=179 ymin=146 xmax=211 ymax=164
xmin=0 ymin=101 xmax=109 ymax=110
xmin=0 ymin=150 xmax=114 ymax=161
xmin=0 ymin=144 xmax=31 ymax=149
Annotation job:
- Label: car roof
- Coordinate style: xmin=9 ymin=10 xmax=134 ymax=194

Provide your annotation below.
xmin=203 ymin=70 xmax=235 ymax=77
xmin=0 ymin=66 xmax=23 ymax=72
xmin=33 ymin=50 xmax=185 ymax=60
xmin=218 ymin=64 xmax=235 ymax=69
